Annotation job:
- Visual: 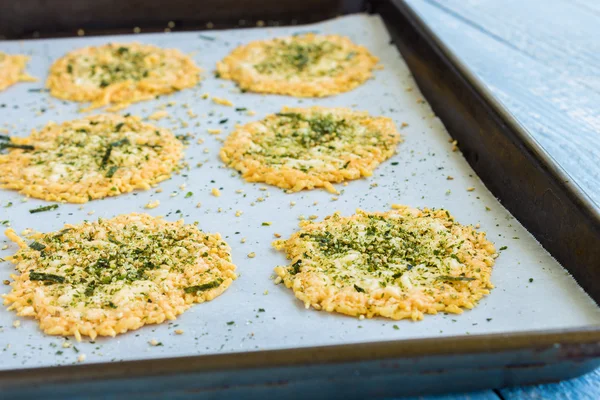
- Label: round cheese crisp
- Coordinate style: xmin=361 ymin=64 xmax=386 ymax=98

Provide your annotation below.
xmin=220 ymin=106 xmax=401 ymax=193
xmin=47 ymin=43 xmax=201 ymax=111
xmin=273 ymin=205 xmax=497 ymax=321
xmin=216 ymin=34 xmax=379 ymax=97
xmin=0 ymin=114 xmax=183 ymax=203
xmin=3 ymin=213 xmax=237 ymax=340
xmin=0 ymin=52 xmax=36 ymax=91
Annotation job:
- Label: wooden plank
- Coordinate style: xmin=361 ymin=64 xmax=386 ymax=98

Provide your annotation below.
xmin=500 ymin=368 xmax=600 ymax=399
xmin=402 ymin=0 xmax=600 ymax=398
xmin=405 ymin=0 xmax=600 ymax=206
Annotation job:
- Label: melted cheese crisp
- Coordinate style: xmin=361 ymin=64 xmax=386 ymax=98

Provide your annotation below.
xmin=0 ymin=114 xmax=183 ymax=203
xmin=274 ymin=205 xmax=497 ymax=321
xmin=3 ymin=213 xmax=237 ymax=340
xmin=47 ymin=43 xmax=201 ymax=111
xmin=0 ymin=52 xmax=36 ymax=91
xmin=220 ymin=106 xmax=402 ymax=193
xmin=216 ymin=34 xmax=379 ymax=97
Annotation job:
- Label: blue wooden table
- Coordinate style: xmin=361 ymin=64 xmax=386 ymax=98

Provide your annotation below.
xmin=397 ymin=0 xmax=600 ymax=398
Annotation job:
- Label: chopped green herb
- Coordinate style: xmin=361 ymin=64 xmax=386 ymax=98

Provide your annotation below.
xmin=354 ymin=284 xmax=365 ymax=293
xmin=0 ymin=143 xmax=34 ymax=151
xmin=29 ymin=272 xmax=65 ymax=284
xmin=29 ymin=241 xmax=46 ymax=251
xmin=437 ymin=275 xmax=475 ymax=282
xmin=226 ymin=321 xmax=235 ymax=325
xmin=235 ymin=107 xmax=247 ymax=112
xmin=219 ymin=119 xmax=228 ymax=124
xmin=185 ymin=191 xmax=193 ymax=198
xmin=29 ymin=204 xmax=59 ymax=214
xmin=393 ymin=325 xmax=399 ymax=330
xmin=184 ymin=279 xmax=223 ymax=293
xmin=105 ymin=166 xmax=119 ymax=178
xmin=499 ymin=246 xmax=507 ymax=251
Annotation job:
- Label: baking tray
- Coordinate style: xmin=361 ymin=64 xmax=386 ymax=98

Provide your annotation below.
xmin=1 ymin=0 xmax=600 ymax=398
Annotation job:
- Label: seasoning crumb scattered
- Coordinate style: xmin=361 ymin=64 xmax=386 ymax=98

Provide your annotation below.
xmin=207 ymin=128 xmax=222 ymax=135
xmin=174 ymin=329 xmax=184 ymax=335
xmin=241 ymin=237 xmax=247 ymax=243
xmin=248 ymin=252 xmax=256 ymax=258
xmin=13 ymin=320 xmax=20 ymax=328
xmin=308 ymin=215 xmax=318 ymax=220
xmin=77 ymin=354 xmax=87 ymax=362
xmin=466 ymin=187 xmax=475 ymax=192
xmin=196 ymin=202 xmax=202 ymax=208
xmin=235 ymin=210 xmax=243 ymax=217
xmin=212 ymin=97 xmax=233 ymax=107
xmin=447 ymin=176 xmax=454 ymax=180
xmin=262 ymin=221 xmax=272 ymax=226
xmin=148 ymin=110 xmax=169 ymax=120
xmin=149 ymin=339 xmax=160 ymax=346
xmin=274 ymin=233 xmax=282 ymax=238
xmin=290 ymin=201 xmax=296 ymax=207
xmin=62 ymin=341 xmax=72 ymax=348
xmin=144 ymin=200 xmax=160 ymax=209
xmin=211 ymin=188 xmax=221 ymax=197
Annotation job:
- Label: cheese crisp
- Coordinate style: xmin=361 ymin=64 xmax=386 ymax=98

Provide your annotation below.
xmin=0 ymin=52 xmax=36 ymax=91
xmin=3 ymin=213 xmax=237 ymax=340
xmin=216 ymin=34 xmax=379 ymax=97
xmin=0 ymin=114 xmax=183 ymax=203
xmin=274 ymin=205 xmax=497 ymax=321
xmin=47 ymin=43 xmax=201 ymax=111
xmin=220 ymin=106 xmax=401 ymax=193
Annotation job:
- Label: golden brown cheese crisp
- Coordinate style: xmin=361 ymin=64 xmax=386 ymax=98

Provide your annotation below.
xmin=0 ymin=52 xmax=36 ymax=91
xmin=274 ymin=205 xmax=497 ymax=321
xmin=220 ymin=106 xmax=401 ymax=193
xmin=0 ymin=114 xmax=183 ymax=203
xmin=3 ymin=213 xmax=237 ymax=340
xmin=216 ymin=34 xmax=379 ymax=97
xmin=47 ymin=43 xmax=201 ymax=111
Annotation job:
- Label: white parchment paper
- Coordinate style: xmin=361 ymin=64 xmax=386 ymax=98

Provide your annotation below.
xmin=0 ymin=14 xmax=598 ymax=370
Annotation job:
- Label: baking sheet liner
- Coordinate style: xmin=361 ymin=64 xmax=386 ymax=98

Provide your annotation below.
xmin=0 ymin=14 xmax=598 ymax=370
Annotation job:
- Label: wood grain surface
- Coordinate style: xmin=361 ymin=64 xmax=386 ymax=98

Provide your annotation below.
xmin=393 ymin=0 xmax=600 ymax=398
